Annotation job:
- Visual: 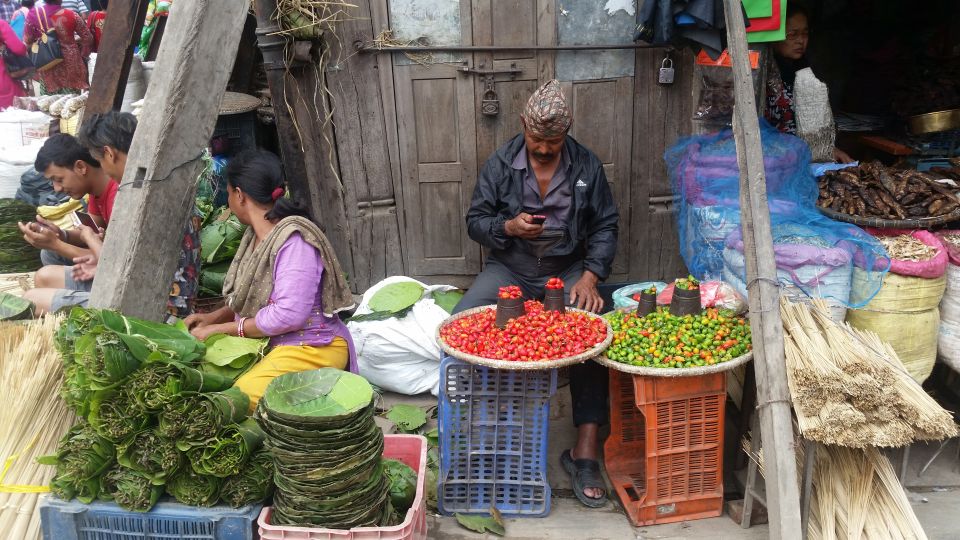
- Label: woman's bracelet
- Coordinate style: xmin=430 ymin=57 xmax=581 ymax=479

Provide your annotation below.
xmin=237 ymin=317 xmax=247 ymax=338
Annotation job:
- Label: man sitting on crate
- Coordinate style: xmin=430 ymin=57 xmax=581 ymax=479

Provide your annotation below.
xmin=454 ymin=79 xmax=619 ymax=508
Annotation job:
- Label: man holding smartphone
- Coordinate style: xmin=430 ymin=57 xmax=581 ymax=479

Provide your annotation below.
xmin=455 ymin=80 xmax=619 ymax=509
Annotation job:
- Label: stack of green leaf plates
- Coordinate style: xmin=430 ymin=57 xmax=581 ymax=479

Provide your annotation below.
xmin=254 ymin=368 xmax=390 ymax=528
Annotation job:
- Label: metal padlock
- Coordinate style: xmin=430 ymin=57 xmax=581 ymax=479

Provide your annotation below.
xmin=481 ymin=77 xmax=500 ymax=116
xmin=658 ymin=57 xmax=675 ymax=85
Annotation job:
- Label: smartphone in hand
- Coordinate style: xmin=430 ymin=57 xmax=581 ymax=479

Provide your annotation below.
xmin=530 ymin=215 xmax=547 ymax=225
xmin=74 ymin=211 xmax=99 ymax=230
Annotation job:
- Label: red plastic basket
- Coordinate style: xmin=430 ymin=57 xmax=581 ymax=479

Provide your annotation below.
xmin=605 ymin=369 xmax=725 ymax=526
xmin=257 ymin=434 xmax=428 ymax=540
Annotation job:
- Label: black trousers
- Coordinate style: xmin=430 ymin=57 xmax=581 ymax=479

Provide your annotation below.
xmin=453 ymin=256 xmax=609 ymax=426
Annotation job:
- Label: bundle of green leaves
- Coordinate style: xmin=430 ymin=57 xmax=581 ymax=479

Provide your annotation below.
xmin=42 ymin=308 xmax=273 ymax=512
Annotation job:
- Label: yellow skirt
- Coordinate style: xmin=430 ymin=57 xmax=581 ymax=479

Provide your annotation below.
xmin=234 ymin=338 xmax=349 ymax=413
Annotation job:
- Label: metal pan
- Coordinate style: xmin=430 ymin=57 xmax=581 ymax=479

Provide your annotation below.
xmin=906 ymin=108 xmax=960 ymax=135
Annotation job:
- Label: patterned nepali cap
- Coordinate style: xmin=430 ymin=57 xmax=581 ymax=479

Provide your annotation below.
xmin=521 ymin=79 xmax=572 ymax=137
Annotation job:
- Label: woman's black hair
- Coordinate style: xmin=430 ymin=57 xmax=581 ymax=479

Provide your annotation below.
xmin=35 ymin=133 xmax=100 ymax=172
xmin=21 ymin=0 xmax=36 ymax=9
xmin=786 ymin=3 xmax=810 ymax=22
xmin=77 ymin=111 xmax=137 ymax=154
xmin=224 ymin=149 xmax=309 ymax=221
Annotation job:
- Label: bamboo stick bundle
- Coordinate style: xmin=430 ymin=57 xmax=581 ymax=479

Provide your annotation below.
xmin=780 ymin=298 xmax=958 ymax=447
xmin=0 ymin=315 xmax=75 ymax=540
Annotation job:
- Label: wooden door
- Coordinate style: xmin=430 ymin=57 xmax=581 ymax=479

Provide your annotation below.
xmin=382 ymin=0 xmax=690 ymax=285
xmin=388 ymin=0 xmax=479 ymax=280
xmin=394 ymin=63 xmax=479 ymax=278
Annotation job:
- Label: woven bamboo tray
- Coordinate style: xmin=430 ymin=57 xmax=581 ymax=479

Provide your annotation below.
xmin=817 ymin=206 xmax=960 ymax=229
xmin=435 ymin=305 xmax=613 ymax=370
xmin=595 ymin=351 xmax=753 ymax=377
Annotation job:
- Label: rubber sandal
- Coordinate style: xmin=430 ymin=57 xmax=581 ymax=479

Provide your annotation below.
xmin=561 ymin=449 xmax=608 ymax=508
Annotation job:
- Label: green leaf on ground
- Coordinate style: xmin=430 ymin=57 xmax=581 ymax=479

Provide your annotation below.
xmin=455 ymin=511 xmax=506 ymax=536
xmin=384 ymin=404 xmax=427 ymax=432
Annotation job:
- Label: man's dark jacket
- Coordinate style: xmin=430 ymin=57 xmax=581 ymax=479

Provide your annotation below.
xmin=465 ymin=134 xmax=619 ymax=280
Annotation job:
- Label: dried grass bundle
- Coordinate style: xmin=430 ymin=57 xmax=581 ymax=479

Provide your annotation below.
xmin=804 ymin=445 xmax=927 ymax=540
xmin=781 ymin=298 xmax=958 ymax=447
xmin=274 ymin=0 xmax=356 ymax=39
xmin=0 ymin=316 xmax=75 ymax=540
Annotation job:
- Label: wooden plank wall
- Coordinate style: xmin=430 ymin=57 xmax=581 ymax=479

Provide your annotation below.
xmin=323 ymin=0 xmax=406 ymax=292
xmin=631 ymin=48 xmax=695 ymax=281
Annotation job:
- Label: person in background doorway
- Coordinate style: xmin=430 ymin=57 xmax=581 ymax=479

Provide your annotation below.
xmin=184 ymin=150 xmax=357 ymax=413
xmin=765 ymin=4 xmax=853 ymax=163
xmin=9 ymin=0 xmax=34 ymax=40
xmin=456 ymin=80 xmax=619 ymax=509
xmin=86 ymin=0 xmax=105 ymax=52
xmin=25 ymin=0 xmax=93 ymax=94
xmin=0 ymin=18 xmax=26 ymax=107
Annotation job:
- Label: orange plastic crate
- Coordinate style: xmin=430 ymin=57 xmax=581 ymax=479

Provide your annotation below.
xmin=604 ymin=369 xmax=725 ymax=526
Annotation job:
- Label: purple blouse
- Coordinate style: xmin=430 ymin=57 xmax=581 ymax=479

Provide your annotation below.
xmin=249 ymin=232 xmax=357 ymax=373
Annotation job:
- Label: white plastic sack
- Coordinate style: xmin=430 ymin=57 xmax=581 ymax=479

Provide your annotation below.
xmin=722 ymin=245 xmax=852 ymax=305
xmin=121 ymin=56 xmax=146 ymax=113
xmin=939 ymin=263 xmax=960 ymax=323
xmin=0 ymin=139 xmax=44 ymax=198
xmin=0 ymin=109 xmax=51 ymax=149
xmin=349 ymin=276 xmax=456 ymax=396
xmin=937 ymin=263 xmax=960 ymax=370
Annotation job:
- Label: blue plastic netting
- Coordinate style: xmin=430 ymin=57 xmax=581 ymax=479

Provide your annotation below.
xmin=665 ymin=121 xmax=890 ymax=308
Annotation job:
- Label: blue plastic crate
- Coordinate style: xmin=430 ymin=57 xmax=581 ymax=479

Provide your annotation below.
xmin=437 ymin=355 xmax=557 ymax=518
xmin=40 ymin=496 xmax=261 ymax=540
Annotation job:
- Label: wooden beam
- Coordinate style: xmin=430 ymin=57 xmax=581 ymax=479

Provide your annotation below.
xmin=84 ymin=0 xmax=150 ymax=115
xmin=88 ymin=1 xmax=249 ymax=321
xmin=721 ymin=1 xmax=802 ymax=538
xmin=251 ymin=0 xmax=356 ymax=287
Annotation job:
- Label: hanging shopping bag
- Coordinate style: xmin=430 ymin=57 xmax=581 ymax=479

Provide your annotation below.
xmin=29 ymin=7 xmax=63 ymax=72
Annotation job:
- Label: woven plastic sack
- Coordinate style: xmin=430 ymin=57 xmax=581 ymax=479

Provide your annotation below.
xmin=846 ymin=270 xmax=946 ymax=383
xmin=934 ymin=231 xmax=960 ymax=371
xmin=722 ymin=219 xmax=888 ymax=308
xmin=612 ymin=281 xmax=667 ymax=311
xmin=867 ymin=229 xmax=947 ymax=279
xmin=666 ymin=122 xmax=889 ymax=306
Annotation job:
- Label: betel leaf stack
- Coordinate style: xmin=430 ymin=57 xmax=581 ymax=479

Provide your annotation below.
xmin=255 ymin=368 xmax=391 ymax=528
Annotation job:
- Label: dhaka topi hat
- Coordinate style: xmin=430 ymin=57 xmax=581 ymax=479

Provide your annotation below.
xmin=521 ymin=79 xmax=572 ymax=137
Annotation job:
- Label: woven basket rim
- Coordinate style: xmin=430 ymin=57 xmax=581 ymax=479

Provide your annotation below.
xmin=595 ymin=351 xmax=753 ymax=377
xmin=818 ymin=206 xmax=960 ymax=229
xmin=435 ymin=304 xmax=613 ymax=370
xmin=219 ymin=91 xmax=261 ymax=115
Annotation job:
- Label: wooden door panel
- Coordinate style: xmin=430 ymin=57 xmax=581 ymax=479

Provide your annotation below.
xmin=395 ymin=64 xmax=479 ymax=276
xmin=563 ymin=78 xmax=634 ymax=277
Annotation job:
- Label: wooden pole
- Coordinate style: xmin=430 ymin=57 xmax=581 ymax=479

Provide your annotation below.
xmin=88 ymin=1 xmax=249 ymax=321
xmin=84 ymin=0 xmax=151 ymax=115
xmin=252 ymin=0 xmax=357 ymax=287
xmin=720 ymin=1 xmax=802 ymax=538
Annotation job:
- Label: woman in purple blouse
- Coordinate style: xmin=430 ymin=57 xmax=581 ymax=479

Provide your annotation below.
xmin=185 ymin=150 xmax=357 ymax=412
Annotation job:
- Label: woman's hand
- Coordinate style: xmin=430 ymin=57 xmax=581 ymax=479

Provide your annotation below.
xmin=184 ymin=312 xmax=217 ymax=331
xmin=833 ymin=148 xmax=854 ymax=164
xmin=189 ymin=323 xmax=224 ymax=341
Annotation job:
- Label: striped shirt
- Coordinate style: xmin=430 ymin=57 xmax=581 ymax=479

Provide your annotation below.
xmin=0 ymin=1 xmax=20 ymax=21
